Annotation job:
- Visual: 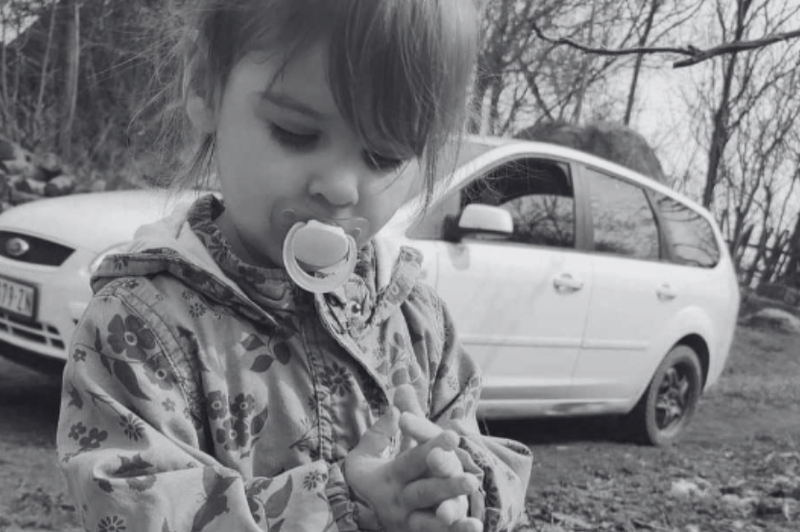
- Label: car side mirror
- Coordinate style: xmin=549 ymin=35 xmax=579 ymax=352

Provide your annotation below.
xmin=445 ymin=204 xmax=513 ymax=242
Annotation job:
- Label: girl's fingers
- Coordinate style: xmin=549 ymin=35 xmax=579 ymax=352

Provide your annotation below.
xmin=394 ymin=386 xmax=427 ymax=452
xmin=449 ymin=516 xmax=484 ymax=532
xmin=407 ymin=511 xmax=484 ymax=532
xmin=407 ymin=510 xmax=449 ymax=532
xmin=393 ymin=384 xmax=425 ymax=415
xmin=427 ymin=447 xmax=463 ymax=478
xmin=399 ymin=411 xmax=443 ymax=442
xmin=400 ymin=474 xmax=479 ymax=511
xmin=391 ymin=430 xmax=459 ymax=484
xmin=351 ymin=406 xmax=400 ymax=459
xmin=435 ymin=494 xmax=468 ymax=524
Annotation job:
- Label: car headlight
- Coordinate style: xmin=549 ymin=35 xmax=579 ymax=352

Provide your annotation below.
xmin=89 ymin=243 xmax=131 ymax=274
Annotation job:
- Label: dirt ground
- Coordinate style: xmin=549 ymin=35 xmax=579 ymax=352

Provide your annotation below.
xmin=1 ymin=319 xmax=799 ymax=532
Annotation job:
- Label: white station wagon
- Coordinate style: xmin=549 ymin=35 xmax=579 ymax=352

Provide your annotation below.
xmin=0 ymin=136 xmax=739 ymax=445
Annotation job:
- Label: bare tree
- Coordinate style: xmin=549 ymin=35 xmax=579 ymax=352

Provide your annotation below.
xmin=58 ymin=0 xmax=80 ymax=157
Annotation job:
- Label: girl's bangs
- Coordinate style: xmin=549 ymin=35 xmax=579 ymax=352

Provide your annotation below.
xmin=325 ymin=0 xmax=478 ymax=160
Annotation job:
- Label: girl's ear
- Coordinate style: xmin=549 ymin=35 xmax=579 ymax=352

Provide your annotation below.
xmin=186 ymin=94 xmax=217 ymax=134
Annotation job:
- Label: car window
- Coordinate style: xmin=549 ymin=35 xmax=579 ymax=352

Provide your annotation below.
xmin=410 ymin=157 xmax=576 ymax=248
xmin=586 ymin=167 xmax=660 ymax=260
xmin=650 ymin=191 xmax=720 ymax=268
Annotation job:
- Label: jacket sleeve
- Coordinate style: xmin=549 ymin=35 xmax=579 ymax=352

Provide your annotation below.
xmin=415 ymin=285 xmax=534 ymax=532
xmin=57 ymin=287 xmax=360 ymax=532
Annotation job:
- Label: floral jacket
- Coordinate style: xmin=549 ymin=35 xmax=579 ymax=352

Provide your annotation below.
xmin=57 ymin=195 xmax=533 ymax=532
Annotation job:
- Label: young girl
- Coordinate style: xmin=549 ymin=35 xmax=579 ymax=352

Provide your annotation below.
xmin=57 ymin=1 xmax=533 ymax=532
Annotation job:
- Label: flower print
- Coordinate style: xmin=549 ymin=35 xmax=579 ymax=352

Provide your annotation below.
xmin=97 ymin=515 xmax=126 ymax=532
xmin=143 ymin=355 xmax=174 ymax=390
xmin=390 ymin=366 xmax=410 ymax=386
xmin=68 ymin=422 xmax=87 ymax=440
xmin=181 ymin=289 xmax=194 ymax=301
xmin=320 ymin=363 xmax=352 ymax=397
xmin=307 ymin=394 xmax=319 ymax=413
xmin=360 ymin=378 xmax=386 ymax=413
xmin=206 ymin=391 xmax=228 ymax=419
xmin=107 ymin=314 xmax=155 ymax=362
xmin=110 ymin=255 xmax=129 ymax=270
xmin=189 ymin=301 xmax=206 ymax=318
xmin=119 ymin=414 xmax=145 ymax=441
xmin=79 ymin=427 xmax=108 ymax=450
xmin=72 ymin=348 xmax=87 ymax=362
xmin=229 ymin=393 xmax=255 ymax=419
xmin=302 ymin=470 xmax=327 ymax=491
xmin=215 ymin=417 xmax=249 ymax=450
xmin=162 ymin=398 xmax=176 ymax=412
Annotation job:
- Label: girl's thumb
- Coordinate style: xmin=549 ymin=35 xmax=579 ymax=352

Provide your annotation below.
xmin=352 ymin=406 xmax=400 ymax=458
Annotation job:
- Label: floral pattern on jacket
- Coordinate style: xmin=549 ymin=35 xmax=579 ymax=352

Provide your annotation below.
xmin=57 ymin=194 xmax=533 ymax=532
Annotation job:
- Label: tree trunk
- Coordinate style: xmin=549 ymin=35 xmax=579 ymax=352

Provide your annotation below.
xmin=34 ymin=0 xmax=59 ymax=142
xmin=59 ymin=0 xmax=81 ymax=158
xmin=745 ymin=227 xmax=771 ymax=287
xmin=572 ymin=0 xmax=597 ymax=124
xmin=701 ymin=0 xmax=752 ymax=209
xmin=624 ymin=0 xmax=660 ymax=125
xmin=780 ymin=212 xmax=800 ymax=287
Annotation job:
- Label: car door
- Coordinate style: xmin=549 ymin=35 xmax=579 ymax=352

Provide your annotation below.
xmin=407 ymin=156 xmax=593 ymax=404
xmin=572 ymin=165 xmax=680 ymax=400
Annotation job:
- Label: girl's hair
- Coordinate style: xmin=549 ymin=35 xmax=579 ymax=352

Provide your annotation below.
xmin=159 ymin=0 xmax=482 ymax=209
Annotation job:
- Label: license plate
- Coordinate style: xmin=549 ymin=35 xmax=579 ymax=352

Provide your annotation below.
xmin=0 ymin=275 xmax=37 ymax=320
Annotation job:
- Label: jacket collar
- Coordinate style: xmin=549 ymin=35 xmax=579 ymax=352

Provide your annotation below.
xmin=91 ymin=194 xmax=424 ymax=328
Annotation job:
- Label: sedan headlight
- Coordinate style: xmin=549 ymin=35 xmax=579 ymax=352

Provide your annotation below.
xmin=89 ymin=243 xmax=131 ymax=274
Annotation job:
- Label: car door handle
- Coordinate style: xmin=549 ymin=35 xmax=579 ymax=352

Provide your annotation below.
xmin=657 ymin=284 xmax=677 ymax=301
xmin=553 ymin=274 xmax=584 ymax=293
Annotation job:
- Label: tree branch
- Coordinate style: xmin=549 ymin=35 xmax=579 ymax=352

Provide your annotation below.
xmin=530 ymin=22 xmax=800 ymax=68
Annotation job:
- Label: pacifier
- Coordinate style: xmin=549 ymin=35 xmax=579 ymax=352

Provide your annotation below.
xmin=282 ymin=215 xmax=369 ymax=293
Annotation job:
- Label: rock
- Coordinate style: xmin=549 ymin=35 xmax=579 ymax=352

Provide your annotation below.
xmin=44 ymin=175 xmax=76 ymax=197
xmin=0 ymin=136 xmax=21 ymax=161
xmin=32 ymin=152 xmax=62 ymax=180
xmin=669 ymin=479 xmax=709 ymax=499
xmin=10 ymin=188 xmax=42 ymax=205
xmin=89 ymin=178 xmax=107 ymax=193
xmin=23 ymin=178 xmax=46 ymax=196
xmin=2 ymin=159 xmax=34 ymax=178
xmin=742 ymin=308 xmax=800 ymax=335
xmin=768 ymin=475 xmax=800 ymax=500
xmin=721 ymin=493 xmax=758 ymax=517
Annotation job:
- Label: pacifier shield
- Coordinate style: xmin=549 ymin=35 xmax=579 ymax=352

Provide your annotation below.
xmin=292 ymin=221 xmax=350 ymax=271
xmin=282 ymin=220 xmax=358 ymax=293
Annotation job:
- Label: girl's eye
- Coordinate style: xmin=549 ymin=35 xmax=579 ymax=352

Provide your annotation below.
xmin=364 ymin=151 xmax=407 ymax=173
xmin=269 ymin=123 xmax=320 ymax=150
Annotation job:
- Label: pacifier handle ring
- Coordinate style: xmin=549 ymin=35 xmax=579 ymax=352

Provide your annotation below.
xmin=283 ymin=222 xmax=358 ymax=293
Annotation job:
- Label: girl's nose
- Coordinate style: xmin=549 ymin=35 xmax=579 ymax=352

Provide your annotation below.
xmin=308 ymin=159 xmax=361 ymax=208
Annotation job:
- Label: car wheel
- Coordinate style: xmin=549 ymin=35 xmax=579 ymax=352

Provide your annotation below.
xmin=626 ymin=345 xmax=703 ymax=446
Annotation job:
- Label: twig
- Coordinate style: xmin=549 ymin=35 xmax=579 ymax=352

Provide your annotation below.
xmin=530 ymin=22 xmax=800 ymax=69
xmin=631 ymin=518 xmax=676 ymax=532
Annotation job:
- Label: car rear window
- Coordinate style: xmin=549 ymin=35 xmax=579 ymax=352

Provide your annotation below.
xmin=650 ymin=191 xmax=720 ymax=268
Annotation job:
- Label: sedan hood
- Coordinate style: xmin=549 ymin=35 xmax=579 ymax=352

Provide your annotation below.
xmin=0 ymin=189 xmax=204 ymax=253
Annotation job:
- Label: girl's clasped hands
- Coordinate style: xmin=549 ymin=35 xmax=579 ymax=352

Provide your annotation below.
xmin=345 ymin=386 xmax=484 ymax=532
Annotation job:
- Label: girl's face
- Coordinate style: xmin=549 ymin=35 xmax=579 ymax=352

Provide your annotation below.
xmin=207 ymin=44 xmax=419 ymax=269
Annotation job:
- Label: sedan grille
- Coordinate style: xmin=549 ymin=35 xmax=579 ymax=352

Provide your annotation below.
xmin=0 ymin=231 xmax=75 ymax=266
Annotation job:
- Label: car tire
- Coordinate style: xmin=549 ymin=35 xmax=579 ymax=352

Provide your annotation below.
xmin=625 ymin=345 xmax=703 ymax=446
